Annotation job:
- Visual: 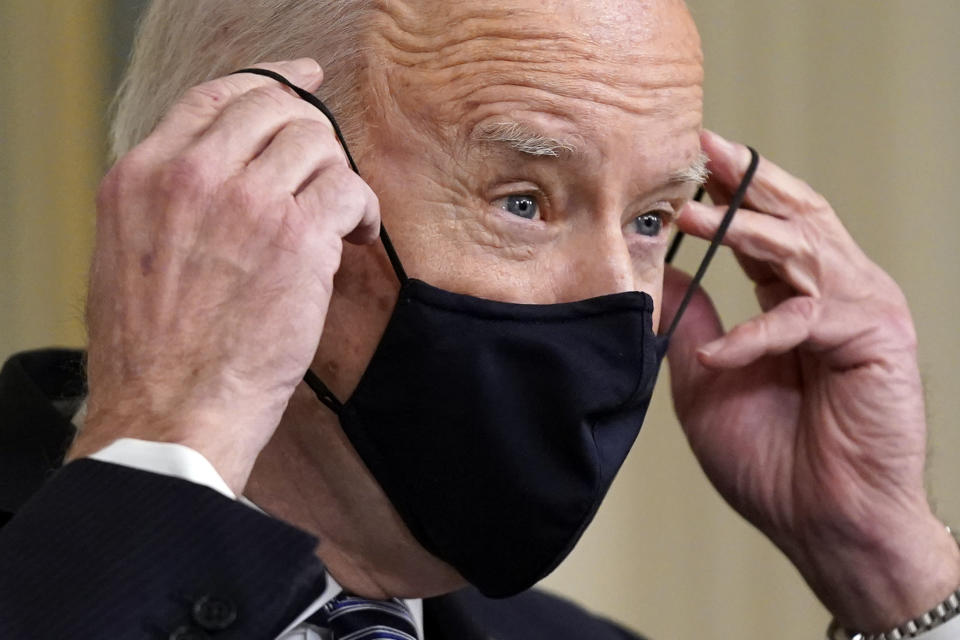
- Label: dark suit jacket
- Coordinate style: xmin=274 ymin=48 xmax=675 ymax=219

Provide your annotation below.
xmin=0 ymin=349 xmax=646 ymax=639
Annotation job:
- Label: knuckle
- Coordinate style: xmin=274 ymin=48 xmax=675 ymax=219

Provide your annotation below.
xmin=365 ymin=182 xmax=381 ymax=214
xmin=890 ymin=310 xmax=918 ymax=351
xmin=97 ymin=150 xmax=151 ymax=214
xmin=221 ymin=176 xmax=263 ymax=218
xmin=97 ymin=160 xmax=130 ymax=211
xmin=244 ymin=84 xmax=294 ymax=111
xmin=158 ymin=153 xmax=210 ymax=200
xmin=324 ymin=163 xmax=363 ymax=195
xmin=181 ymin=81 xmax=231 ymax=111
xmin=793 ymin=221 xmax=821 ymax=263
xmin=288 ymin=117 xmax=336 ymax=143
xmin=876 ymin=291 xmax=918 ymax=351
xmin=786 ymin=295 xmax=818 ymax=323
xmin=336 ymin=168 xmax=375 ymax=210
xmin=299 ymin=166 xmax=372 ymax=228
xmin=797 ymin=185 xmax=830 ymax=215
xmin=282 ymin=119 xmax=338 ymax=157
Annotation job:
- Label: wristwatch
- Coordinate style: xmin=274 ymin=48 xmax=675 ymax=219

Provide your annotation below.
xmin=827 ymin=528 xmax=960 ymax=640
xmin=827 ymin=587 xmax=960 ymax=640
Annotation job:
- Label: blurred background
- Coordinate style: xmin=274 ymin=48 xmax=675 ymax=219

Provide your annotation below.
xmin=1 ymin=2 xmax=958 ymax=638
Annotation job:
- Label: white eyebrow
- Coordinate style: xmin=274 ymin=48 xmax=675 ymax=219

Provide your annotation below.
xmin=474 ymin=123 xmax=708 ymax=188
xmin=670 ymin=151 xmax=710 ymax=186
xmin=473 ymin=121 xmax=577 ymax=158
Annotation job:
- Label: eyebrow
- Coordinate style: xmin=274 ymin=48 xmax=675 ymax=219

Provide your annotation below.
xmin=473 ymin=121 xmax=577 ymax=158
xmin=670 ymin=151 xmax=710 ymax=186
xmin=473 ymin=120 xmax=710 ymax=188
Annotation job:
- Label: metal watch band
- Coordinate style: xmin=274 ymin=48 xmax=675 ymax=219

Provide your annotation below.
xmin=827 ymin=527 xmax=960 ymax=640
xmin=827 ymin=587 xmax=960 ymax=640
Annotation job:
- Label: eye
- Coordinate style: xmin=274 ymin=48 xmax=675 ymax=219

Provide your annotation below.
xmin=631 ymin=211 xmax=665 ymax=237
xmin=498 ymin=195 xmax=540 ymax=220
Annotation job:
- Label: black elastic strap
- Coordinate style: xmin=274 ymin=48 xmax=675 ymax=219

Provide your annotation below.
xmin=303 ymin=369 xmax=343 ymax=414
xmin=232 ymin=67 xmax=412 ymax=414
xmin=231 ymin=68 xmax=409 ymax=285
xmin=664 ymin=147 xmax=760 ymax=341
xmin=665 ymin=186 xmax=704 ymax=265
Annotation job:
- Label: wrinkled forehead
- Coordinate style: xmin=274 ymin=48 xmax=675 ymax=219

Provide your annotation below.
xmin=372 ymin=0 xmax=700 ymax=52
xmin=367 ymin=0 xmax=703 ymax=142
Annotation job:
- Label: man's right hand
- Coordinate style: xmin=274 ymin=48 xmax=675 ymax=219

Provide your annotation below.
xmin=69 ymin=59 xmax=380 ymax=495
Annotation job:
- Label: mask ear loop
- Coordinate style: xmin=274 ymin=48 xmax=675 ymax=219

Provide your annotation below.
xmin=232 ymin=67 xmax=414 ymax=414
xmin=663 ymin=146 xmax=760 ymax=342
xmin=231 ymin=68 xmax=409 ymax=285
xmin=665 ymin=187 xmax=704 ymax=265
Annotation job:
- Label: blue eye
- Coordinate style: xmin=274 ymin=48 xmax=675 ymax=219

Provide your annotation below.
xmin=632 ymin=212 xmax=664 ymax=237
xmin=500 ymin=195 xmax=539 ymax=220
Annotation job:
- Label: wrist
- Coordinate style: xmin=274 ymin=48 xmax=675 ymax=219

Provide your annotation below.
xmin=792 ymin=507 xmax=960 ymax=632
xmin=69 ymin=396 xmax=278 ymax=494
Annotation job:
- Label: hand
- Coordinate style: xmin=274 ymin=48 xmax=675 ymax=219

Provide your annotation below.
xmin=662 ymin=130 xmax=960 ymax=631
xmin=69 ymin=59 xmax=380 ymax=494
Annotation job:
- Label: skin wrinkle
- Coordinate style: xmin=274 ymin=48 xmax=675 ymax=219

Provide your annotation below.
xmin=237 ymin=0 xmax=709 ymax=598
xmin=355 ymin=0 xmax=704 ymax=314
xmin=371 ymin=3 xmax=575 ymax=48
xmin=378 ymin=45 xmax=703 ymax=95
xmin=433 ymin=58 xmax=704 ymax=121
xmin=369 ymin=4 xmax=703 ymax=95
xmin=371 ymin=0 xmax=698 ymax=64
xmin=451 ymin=85 xmax=701 ymax=144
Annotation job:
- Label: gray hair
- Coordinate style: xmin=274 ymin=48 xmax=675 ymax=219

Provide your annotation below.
xmin=111 ymin=0 xmax=373 ymax=160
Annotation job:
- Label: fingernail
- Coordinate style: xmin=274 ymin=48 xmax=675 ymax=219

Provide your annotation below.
xmin=703 ymin=129 xmax=733 ymax=153
xmin=697 ymin=340 xmax=722 ymax=359
xmin=290 ymin=58 xmax=322 ymax=76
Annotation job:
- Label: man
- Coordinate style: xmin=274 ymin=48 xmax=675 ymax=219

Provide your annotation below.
xmin=1 ymin=0 xmax=958 ymax=638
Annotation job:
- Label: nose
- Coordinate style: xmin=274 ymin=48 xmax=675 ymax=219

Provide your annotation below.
xmin=555 ymin=221 xmax=635 ymax=302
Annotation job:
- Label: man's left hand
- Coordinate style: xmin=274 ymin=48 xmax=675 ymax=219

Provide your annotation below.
xmin=662 ymin=129 xmax=960 ymax=632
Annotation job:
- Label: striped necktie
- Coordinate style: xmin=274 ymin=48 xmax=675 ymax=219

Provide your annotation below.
xmin=306 ymin=591 xmax=420 ymax=640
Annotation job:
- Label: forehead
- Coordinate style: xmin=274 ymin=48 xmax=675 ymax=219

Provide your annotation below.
xmin=373 ymin=0 xmax=700 ymax=53
xmin=366 ymin=0 xmax=703 ymax=167
xmin=369 ymin=0 xmax=702 ymax=105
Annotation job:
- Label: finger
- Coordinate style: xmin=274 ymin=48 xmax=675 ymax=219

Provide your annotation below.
xmin=701 ymin=130 xmax=829 ymax=218
xmin=240 ymin=117 xmax=346 ymax=195
xmin=190 ymin=87 xmax=336 ymax=177
xmin=679 ymin=200 xmax=820 ymax=296
xmin=697 ymin=296 xmax=818 ymax=369
xmin=678 ymin=200 xmax=796 ymax=265
xmin=145 ymin=59 xmax=324 ymax=158
xmin=295 ymin=165 xmax=381 ymax=245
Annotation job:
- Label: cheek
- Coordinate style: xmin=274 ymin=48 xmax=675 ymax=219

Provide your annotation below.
xmin=632 ymin=256 xmax=665 ymax=328
xmin=362 ymin=151 xmax=548 ymax=297
xmin=314 ymin=242 xmax=398 ymax=399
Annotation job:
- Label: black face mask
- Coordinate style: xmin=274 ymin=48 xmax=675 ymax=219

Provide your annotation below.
xmin=236 ymin=68 xmax=759 ymax=598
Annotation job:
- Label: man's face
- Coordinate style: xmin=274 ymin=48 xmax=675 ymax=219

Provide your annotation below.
xmin=318 ymin=0 xmax=704 ymax=395
xmin=296 ymin=0 xmax=704 ymax=596
xmin=356 ymin=0 xmax=704 ymax=316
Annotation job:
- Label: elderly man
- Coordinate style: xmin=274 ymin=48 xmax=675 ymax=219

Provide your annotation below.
xmin=0 ymin=0 xmax=957 ymax=638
